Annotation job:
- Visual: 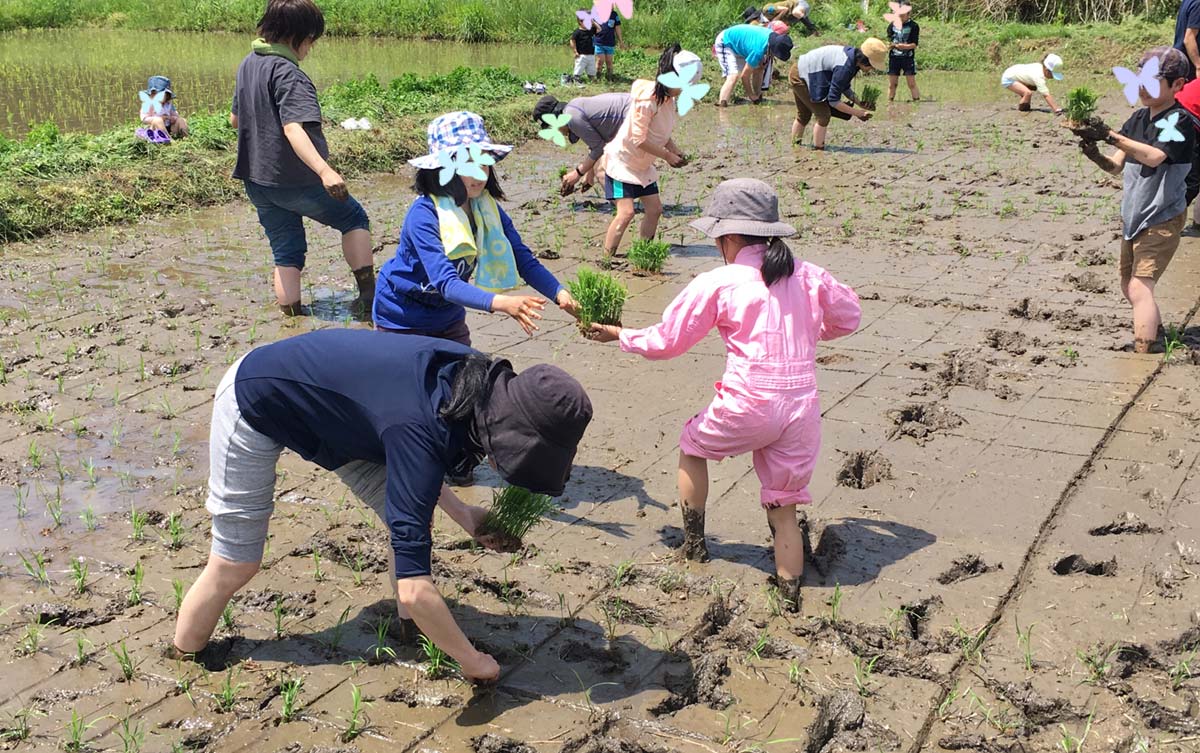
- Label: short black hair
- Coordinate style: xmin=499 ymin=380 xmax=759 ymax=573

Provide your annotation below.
xmin=258 ymin=0 xmax=325 ymax=49
xmin=414 ymin=167 xmax=506 ymax=206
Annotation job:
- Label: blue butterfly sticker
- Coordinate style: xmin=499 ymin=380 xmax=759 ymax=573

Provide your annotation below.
xmin=1156 ymin=111 xmax=1186 ymax=143
xmin=657 ymin=62 xmax=710 ymax=116
xmin=539 ymin=113 xmax=572 ymax=147
xmin=436 ymin=145 xmax=496 ymax=186
xmin=139 ymin=90 xmax=165 ymax=116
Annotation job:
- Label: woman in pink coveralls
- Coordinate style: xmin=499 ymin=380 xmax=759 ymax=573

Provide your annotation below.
xmin=588 ymin=178 xmax=861 ymax=611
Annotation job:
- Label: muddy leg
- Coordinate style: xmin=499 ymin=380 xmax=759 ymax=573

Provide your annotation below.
xmin=678 ymin=451 xmax=710 ymax=562
xmin=174 ymin=555 xmax=259 ymax=653
xmin=274 ymin=265 xmax=303 ymax=314
xmin=798 ymin=510 xmax=824 ymax=577
xmin=1127 ymin=276 xmax=1161 ymax=352
xmin=766 ymin=506 xmax=804 ymax=612
xmin=604 ymin=197 xmax=636 ymax=257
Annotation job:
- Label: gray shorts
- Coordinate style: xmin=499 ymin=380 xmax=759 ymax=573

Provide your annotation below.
xmin=207 ymin=357 xmax=387 ymax=562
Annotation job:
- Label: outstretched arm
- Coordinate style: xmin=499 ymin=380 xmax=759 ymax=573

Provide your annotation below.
xmin=592 ymin=277 xmax=719 ymax=359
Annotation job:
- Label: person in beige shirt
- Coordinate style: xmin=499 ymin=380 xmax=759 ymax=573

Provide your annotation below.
xmin=1001 ymin=54 xmax=1064 ymax=113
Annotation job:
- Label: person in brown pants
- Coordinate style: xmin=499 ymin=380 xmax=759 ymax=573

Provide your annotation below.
xmin=787 ymin=40 xmax=885 ymax=149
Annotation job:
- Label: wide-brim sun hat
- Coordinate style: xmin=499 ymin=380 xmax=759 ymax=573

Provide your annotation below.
xmin=147 ymin=75 xmax=173 ymax=96
xmin=476 ymin=361 xmax=593 ymax=497
xmin=409 ymin=110 xmax=513 ymax=170
xmin=1044 ymin=53 xmax=1065 ymax=80
xmin=690 ymin=178 xmax=797 ymax=239
xmin=768 ymin=31 xmax=794 ymax=61
xmin=861 ymin=37 xmax=888 ymax=70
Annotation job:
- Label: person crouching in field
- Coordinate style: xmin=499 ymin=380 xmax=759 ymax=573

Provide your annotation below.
xmin=1072 ymin=47 xmax=1195 ymax=353
xmin=1001 ymin=53 xmax=1064 ymax=114
xmin=138 ymin=75 xmax=188 ymax=143
xmin=231 ymin=0 xmax=375 ymax=319
xmin=170 ymin=328 xmax=592 ymax=682
xmin=713 ymin=22 xmax=794 ymax=106
xmin=788 ymin=38 xmax=885 ymax=149
xmin=533 ymin=93 xmax=631 ymax=196
xmin=586 ymin=179 xmax=861 ymax=611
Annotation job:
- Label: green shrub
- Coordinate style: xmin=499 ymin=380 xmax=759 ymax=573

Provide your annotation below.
xmin=568 ymin=267 xmax=627 ymax=327
xmin=627 ymin=238 xmax=670 ymax=273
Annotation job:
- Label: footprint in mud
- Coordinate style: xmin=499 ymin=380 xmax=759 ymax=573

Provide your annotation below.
xmin=1052 ymin=554 xmax=1117 ymax=576
xmin=471 ymin=735 xmax=535 ymax=753
xmin=816 ymin=352 xmax=854 ymax=366
xmin=805 ymin=690 xmax=900 ymax=753
xmin=651 ymin=650 xmax=732 ymax=715
xmin=23 ymin=600 xmax=123 ymax=628
xmin=835 ymin=450 xmax=893 ymax=489
xmin=1088 ymin=512 xmax=1163 ymax=536
xmin=886 ymin=402 xmax=965 ymax=444
xmin=1065 ymin=270 xmax=1109 ymax=294
xmin=385 ymin=686 xmax=461 ymax=708
xmin=936 ymin=554 xmax=1001 ymax=585
xmin=558 ymin=639 xmax=628 ymax=675
xmin=984 ymin=328 xmax=1027 ymax=355
xmin=1008 ymin=297 xmax=1094 ymax=331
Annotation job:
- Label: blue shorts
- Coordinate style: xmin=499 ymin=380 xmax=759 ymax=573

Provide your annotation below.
xmin=605 ymin=176 xmax=659 ymax=200
xmin=243 ymin=180 xmax=370 ymax=269
xmin=595 ymin=44 xmax=617 ymax=56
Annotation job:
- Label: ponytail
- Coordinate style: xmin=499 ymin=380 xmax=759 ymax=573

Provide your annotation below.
xmin=654 ymin=42 xmax=682 ymax=104
xmin=760 ymin=237 xmax=796 ymax=286
xmin=440 ymin=354 xmax=496 ymax=422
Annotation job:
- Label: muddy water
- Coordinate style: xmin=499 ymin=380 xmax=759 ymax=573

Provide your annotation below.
xmin=1 ymin=87 xmax=1198 ymax=753
xmin=0 ymin=29 xmax=553 ymax=136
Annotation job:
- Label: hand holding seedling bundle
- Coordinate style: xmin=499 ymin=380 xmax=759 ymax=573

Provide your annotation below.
xmin=476 ymin=485 xmax=558 ymax=550
xmin=568 ymin=267 xmax=627 ymax=337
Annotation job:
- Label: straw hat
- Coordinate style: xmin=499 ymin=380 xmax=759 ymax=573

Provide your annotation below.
xmin=861 ymin=37 xmax=888 ymax=70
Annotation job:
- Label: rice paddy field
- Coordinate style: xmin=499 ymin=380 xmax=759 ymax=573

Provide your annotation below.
xmin=3 ymin=16 xmax=1200 ymax=753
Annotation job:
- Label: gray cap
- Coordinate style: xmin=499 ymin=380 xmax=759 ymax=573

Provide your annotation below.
xmin=689 ymin=178 xmax=797 ymax=239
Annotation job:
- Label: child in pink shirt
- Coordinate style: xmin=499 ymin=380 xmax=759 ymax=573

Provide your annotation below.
xmin=588 ymin=179 xmax=861 ymax=611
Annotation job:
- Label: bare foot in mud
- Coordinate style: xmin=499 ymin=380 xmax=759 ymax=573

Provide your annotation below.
xmin=680 ymin=507 xmax=709 ymax=562
xmin=777 ymin=576 xmax=802 ymax=613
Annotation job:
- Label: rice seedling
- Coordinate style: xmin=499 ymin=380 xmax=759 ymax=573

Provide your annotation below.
xmin=746 ymin=630 xmax=770 ymax=662
xmin=271 ymin=597 xmax=287 ymax=639
xmin=611 ymin=559 xmax=636 ymax=588
xmin=80 ymin=506 xmax=97 ymax=531
xmin=418 ymin=634 xmax=459 ymax=679
xmin=627 ymin=237 xmax=670 ymax=273
xmin=323 ymin=606 xmax=352 ymax=651
xmin=63 ymin=710 xmax=101 ymax=753
xmin=172 ymin=579 xmax=186 ymax=612
xmin=825 ymin=583 xmax=843 ymax=622
xmin=27 ymin=440 xmax=42 ymax=469
xmin=279 ymin=676 xmax=304 ymax=722
xmin=567 ymin=267 xmax=627 ymax=328
xmin=369 ymin=616 xmax=397 ymax=662
xmin=1076 ymin=643 xmax=1118 ymax=685
xmin=1169 ymin=647 xmax=1196 ymax=691
xmin=1057 ymin=707 xmax=1094 ymax=752
xmin=853 ymin=654 xmax=880 ymax=697
xmin=215 ymin=669 xmax=244 ymax=712
xmin=339 ymin=684 xmax=370 ymax=742
xmin=1064 ymin=87 xmax=1099 ymax=126
xmin=165 ymin=511 xmax=185 ymax=549
xmin=953 ymin=619 xmax=992 ymax=665
xmin=73 ymin=634 xmax=92 ymax=666
xmin=655 ymin=567 xmax=685 ymax=594
xmin=81 ymin=457 xmax=98 ymax=485
xmin=312 ymin=551 xmax=325 ymax=582
xmin=1163 ymin=324 xmax=1185 ymax=362
xmin=1016 ymin=618 xmax=1035 ymax=671
xmin=45 ymin=489 xmax=64 ymax=528
xmin=350 ymin=550 xmax=366 ymax=587
xmin=859 ymin=83 xmax=881 ymax=110
xmin=571 ymin=669 xmax=619 ymax=721
xmin=115 ymin=716 xmax=144 ymax=753
xmin=0 ymin=705 xmax=40 ymax=743
xmin=14 ymin=484 xmax=27 ymax=518
xmin=110 ymin=640 xmax=137 ymax=680
xmin=18 ymin=550 xmax=50 ymax=586
xmin=967 ymin=690 xmax=1016 ymax=733
xmin=478 ymin=484 xmax=556 ymax=544
xmin=220 ymin=603 xmax=236 ymax=631
xmin=127 ymin=561 xmax=145 ymax=606
xmin=70 ymin=557 xmax=89 ymax=594
xmin=18 ymin=620 xmax=47 ymax=656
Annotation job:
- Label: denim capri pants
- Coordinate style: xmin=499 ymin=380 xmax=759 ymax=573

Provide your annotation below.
xmin=207 ymin=356 xmax=387 ymax=563
xmin=243 ymin=180 xmax=370 ymax=270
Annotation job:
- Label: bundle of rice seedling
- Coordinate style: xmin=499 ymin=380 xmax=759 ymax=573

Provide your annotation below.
xmin=1065 ymin=87 xmax=1099 ymax=127
xmin=627 ymin=238 xmax=670 ymax=273
xmin=859 ymin=83 xmax=882 ymax=111
xmin=567 ymin=267 xmax=627 ymax=328
xmin=477 ymin=485 xmax=557 ymax=545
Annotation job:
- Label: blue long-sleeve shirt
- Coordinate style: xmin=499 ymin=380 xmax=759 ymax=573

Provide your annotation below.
xmin=234 ymin=329 xmax=481 ymax=578
xmin=373 ymin=195 xmax=564 ymax=332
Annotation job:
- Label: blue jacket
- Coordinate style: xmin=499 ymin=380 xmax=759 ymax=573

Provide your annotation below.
xmin=373 ymin=195 xmax=564 ymax=332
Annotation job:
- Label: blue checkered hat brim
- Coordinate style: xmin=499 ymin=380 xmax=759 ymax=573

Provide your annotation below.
xmin=409 ymin=110 xmax=513 ymax=169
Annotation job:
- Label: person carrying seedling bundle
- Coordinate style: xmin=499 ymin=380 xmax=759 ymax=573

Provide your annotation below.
xmin=532 ymin=93 xmax=631 ymax=196
xmin=586 ymin=179 xmax=861 ymax=611
xmin=1001 ymin=53 xmax=1065 ymax=114
xmin=137 ymin=75 xmax=188 ymax=143
xmin=788 ymin=38 xmax=886 ymax=149
xmin=230 ymin=0 xmax=375 ymax=320
xmin=170 ymin=328 xmax=593 ymax=681
xmin=1070 ymin=47 xmax=1196 ymax=353
xmin=884 ymin=6 xmax=920 ymax=102
xmin=713 ymin=22 xmax=795 ymax=106
xmin=601 ymin=45 xmax=698 ymax=258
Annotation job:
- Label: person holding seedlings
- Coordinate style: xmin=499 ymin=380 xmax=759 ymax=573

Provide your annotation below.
xmin=586 ymin=179 xmax=861 ymax=610
xmin=1071 ymin=47 xmax=1195 ymax=353
xmin=230 ymin=0 xmax=374 ymax=319
xmin=601 ymin=45 xmax=696 ymax=258
xmin=713 ymin=22 xmax=795 ymax=106
xmin=788 ymin=39 xmax=886 ymax=149
xmin=170 ymin=328 xmax=593 ymax=680
xmin=594 ymin=8 xmax=624 ymax=80
xmin=532 ymin=92 xmax=631 ymax=196
xmin=138 ymin=75 xmax=188 ymax=143
xmin=374 ymin=111 xmax=578 ymax=347
xmin=1001 ymin=53 xmax=1064 ymax=114
xmin=569 ymin=11 xmax=599 ymax=82
xmin=885 ymin=6 xmax=920 ymax=102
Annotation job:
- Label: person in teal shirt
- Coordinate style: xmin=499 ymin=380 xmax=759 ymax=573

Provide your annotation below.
xmin=714 ymin=24 xmax=794 ymax=106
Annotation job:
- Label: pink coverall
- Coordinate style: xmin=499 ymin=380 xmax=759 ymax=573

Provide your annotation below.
xmin=620 ymin=244 xmax=862 ymax=507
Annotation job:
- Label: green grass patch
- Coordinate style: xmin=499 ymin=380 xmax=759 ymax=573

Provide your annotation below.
xmin=568 ymin=267 xmax=627 ymax=328
xmin=627 ymin=238 xmax=670 ymax=273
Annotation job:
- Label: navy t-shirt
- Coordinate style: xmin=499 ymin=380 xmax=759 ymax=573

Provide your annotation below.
xmin=234 ymin=329 xmax=480 ymax=578
xmin=1176 ymin=0 xmax=1200 ymax=76
xmin=572 ymin=27 xmax=596 ymax=55
xmin=595 ymin=13 xmax=621 ymax=46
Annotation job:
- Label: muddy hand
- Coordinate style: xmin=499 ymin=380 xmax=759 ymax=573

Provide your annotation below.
xmin=321 ymin=168 xmax=349 ymax=202
xmin=460 ymin=650 xmax=501 ymax=684
xmin=560 ymin=172 xmax=579 ymax=196
xmin=475 ymin=530 xmax=523 ymax=553
xmin=586 ymin=323 xmax=620 ymax=342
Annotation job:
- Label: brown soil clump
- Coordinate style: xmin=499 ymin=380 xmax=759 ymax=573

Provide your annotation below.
xmin=651 ymin=650 xmax=732 ymax=714
xmin=806 ymin=690 xmax=901 ymax=753
xmin=991 ymin=680 xmax=1084 ymax=728
xmin=1089 ymin=512 xmax=1162 ymax=536
xmin=937 ymin=734 xmax=1022 ymax=752
xmin=1008 ymin=297 xmax=1094 ymax=330
xmin=291 ymin=531 xmax=390 ymax=573
xmin=937 ymin=350 xmax=990 ymax=391
xmin=559 ymin=639 xmax=628 ymax=675
xmin=1052 ymin=554 xmax=1117 ymax=576
xmin=472 ymin=734 xmax=535 ymax=753
xmin=1066 ymin=270 xmax=1109 ymax=294
xmin=816 ymin=353 xmax=854 ymax=365
xmin=936 ymin=554 xmax=1001 ymax=585
xmin=835 ymin=450 xmax=893 ymax=489
xmin=886 ymin=403 xmax=965 ymax=443
xmin=23 ymin=600 xmax=122 ymax=628
xmin=984 ymin=329 xmax=1027 ymax=355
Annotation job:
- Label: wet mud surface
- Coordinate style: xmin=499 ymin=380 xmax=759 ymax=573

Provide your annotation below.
xmin=2 ymin=90 xmax=1200 ymax=752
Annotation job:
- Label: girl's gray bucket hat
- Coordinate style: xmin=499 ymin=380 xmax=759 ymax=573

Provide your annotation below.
xmin=689 ymin=179 xmax=797 ymax=239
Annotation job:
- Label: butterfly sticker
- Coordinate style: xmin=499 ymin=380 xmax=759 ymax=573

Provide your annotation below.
xmin=591 ymin=0 xmax=634 ymax=21
xmin=538 ymin=113 xmax=572 ymax=147
xmin=882 ymin=2 xmax=911 ymax=32
xmin=575 ymin=8 xmax=600 ymax=28
xmin=436 ymin=144 xmax=497 ymax=185
xmin=1114 ymin=55 xmax=1159 ymax=106
xmin=657 ymin=62 xmax=710 ymax=116
xmin=139 ymin=89 xmax=165 ymax=116
xmin=1155 ymin=111 xmax=1187 ymax=143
